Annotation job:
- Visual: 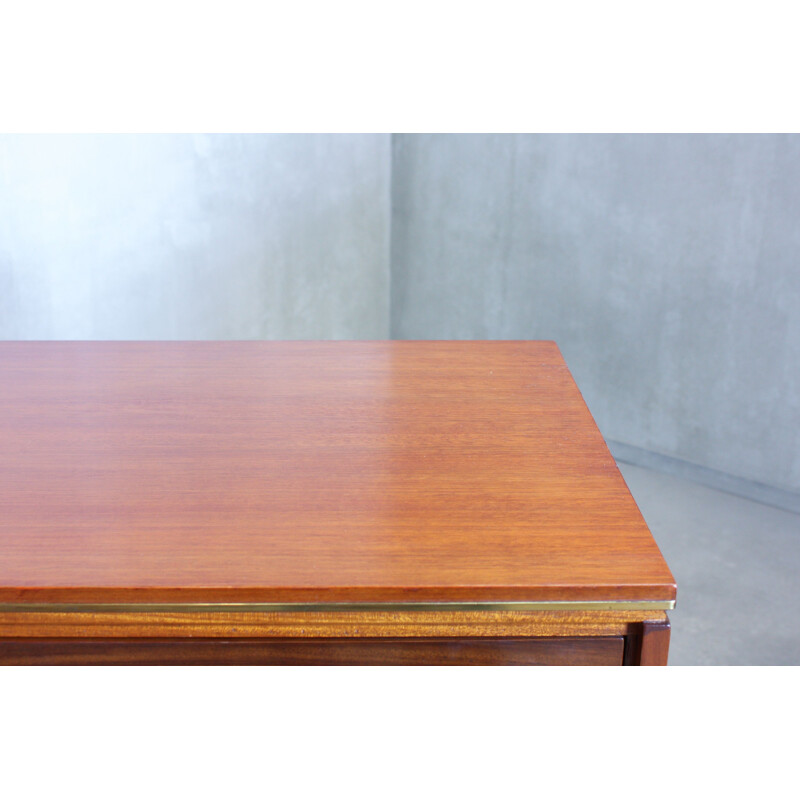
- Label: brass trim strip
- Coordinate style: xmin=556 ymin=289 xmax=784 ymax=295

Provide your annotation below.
xmin=0 ymin=600 xmax=675 ymax=613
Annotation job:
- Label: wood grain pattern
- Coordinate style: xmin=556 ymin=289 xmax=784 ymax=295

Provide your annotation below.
xmin=0 ymin=609 xmax=666 ymax=639
xmin=0 ymin=636 xmax=625 ymax=666
xmin=0 ymin=341 xmax=675 ymax=604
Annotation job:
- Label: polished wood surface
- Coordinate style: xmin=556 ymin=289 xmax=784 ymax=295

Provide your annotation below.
xmin=0 ymin=341 xmax=675 ymax=604
xmin=0 ymin=637 xmax=625 ymax=665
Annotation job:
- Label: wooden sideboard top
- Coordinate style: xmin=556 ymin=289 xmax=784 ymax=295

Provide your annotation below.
xmin=0 ymin=341 xmax=675 ymax=605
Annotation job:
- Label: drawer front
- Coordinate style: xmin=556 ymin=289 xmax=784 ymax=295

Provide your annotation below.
xmin=0 ymin=636 xmax=624 ymax=665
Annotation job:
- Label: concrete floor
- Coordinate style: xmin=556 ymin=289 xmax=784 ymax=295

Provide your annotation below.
xmin=617 ymin=462 xmax=800 ymax=665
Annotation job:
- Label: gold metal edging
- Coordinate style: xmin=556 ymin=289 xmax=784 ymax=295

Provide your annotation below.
xmin=0 ymin=600 xmax=675 ymax=613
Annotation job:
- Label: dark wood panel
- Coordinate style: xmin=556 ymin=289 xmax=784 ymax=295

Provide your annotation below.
xmin=621 ymin=615 xmax=672 ymax=665
xmin=0 ymin=636 xmax=625 ymax=666
xmin=638 ymin=616 xmax=671 ymax=665
xmin=0 ymin=341 xmax=675 ymax=604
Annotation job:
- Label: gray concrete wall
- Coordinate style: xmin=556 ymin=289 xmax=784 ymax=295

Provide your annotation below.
xmin=0 ymin=134 xmax=390 ymax=339
xmin=391 ymin=134 xmax=800 ymax=494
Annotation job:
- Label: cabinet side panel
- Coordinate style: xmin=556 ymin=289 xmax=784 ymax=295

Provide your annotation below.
xmin=636 ymin=615 xmax=671 ymax=665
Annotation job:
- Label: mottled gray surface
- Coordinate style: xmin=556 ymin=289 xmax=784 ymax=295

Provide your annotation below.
xmin=610 ymin=439 xmax=800 ymax=515
xmin=618 ymin=461 xmax=800 ymax=666
xmin=0 ymin=134 xmax=390 ymax=339
xmin=391 ymin=134 xmax=800 ymax=493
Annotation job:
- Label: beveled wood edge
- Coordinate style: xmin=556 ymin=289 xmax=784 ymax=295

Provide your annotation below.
xmin=0 ymin=587 xmax=677 ymax=602
xmin=0 ymin=609 xmax=669 ymax=640
xmin=0 ymin=600 xmax=675 ymax=613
